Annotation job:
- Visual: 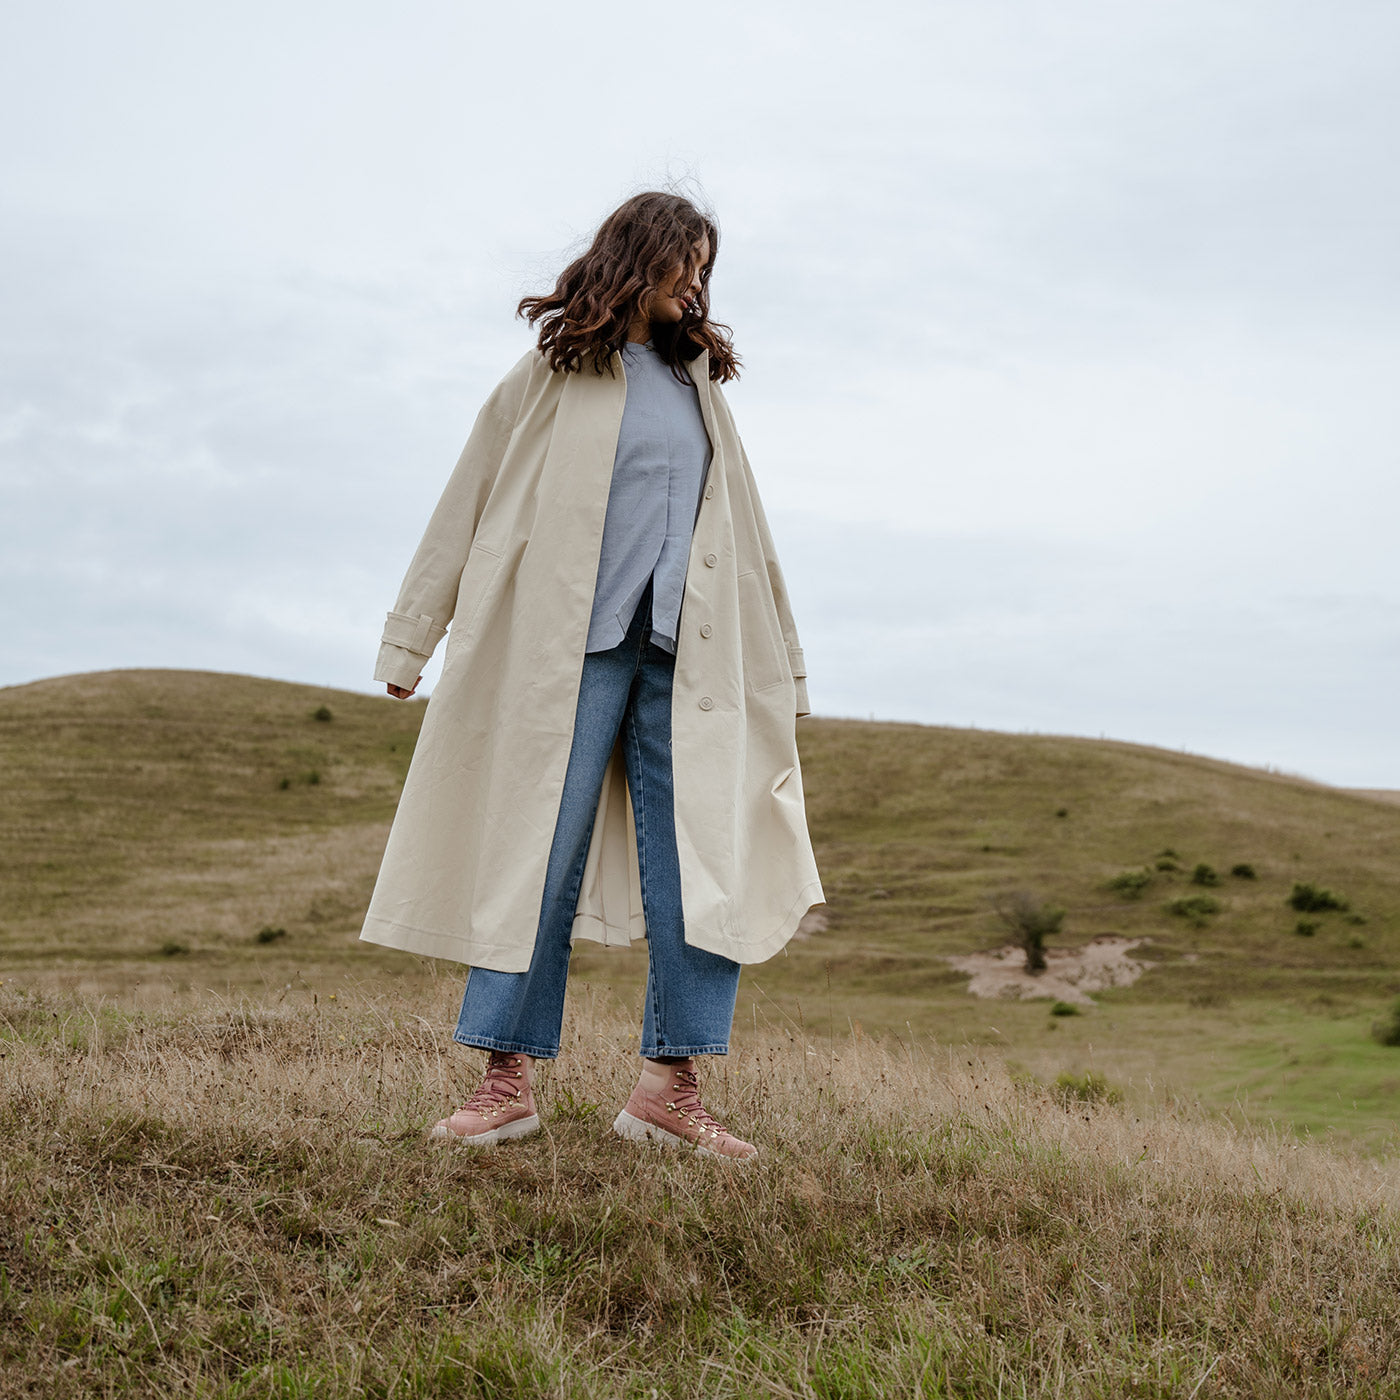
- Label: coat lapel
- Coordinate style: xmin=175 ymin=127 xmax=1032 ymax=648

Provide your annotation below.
xmin=689 ymin=350 xmax=719 ymax=464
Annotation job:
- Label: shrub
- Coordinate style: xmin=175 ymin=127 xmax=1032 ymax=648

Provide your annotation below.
xmin=992 ymin=891 xmax=1065 ymax=974
xmin=1191 ymin=864 xmax=1221 ymax=887
xmin=1371 ymin=999 xmax=1400 ymax=1047
xmin=1288 ymin=883 xmax=1348 ymax=913
xmin=1157 ymin=848 xmax=1180 ymax=860
xmin=312 ymin=705 xmax=333 ymax=722
xmin=1295 ymin=920 xmax=1318 ymax=938
xmin=304 ymin=770 xmax=321 ymax=786
xmin=1055 ymin=808 xmax=1069 ymax=818
xmin=158 ymin=940 xmax=189 ymax=957
xmin=1105 ymin=869 xmax=1152 ymax=899
xmin=256 ymin=926 xmax=288 ymax=945
xmin=277 ymin=776 xmax=292 ymax=791
xmin=1053 ymin=1071 xmax=1122 ymax=1105
xmin=1050 ymin=1001 xmax=1081 ymax=1017
xmin=1155 ymin=858 xmax=1180 ymax=872
xmin=1166 ymin=896 xmax=1220 ymax=928
xmin=1346 ymin=913 xmax=1367 ymax=926
xmin=1230 ymin=863 xmax=1257 ymax=880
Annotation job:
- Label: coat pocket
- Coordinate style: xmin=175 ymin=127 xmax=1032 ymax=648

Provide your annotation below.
xmin=451 ymin=541 xmax=504 ymax=640
xmin=737 ymin=568 xmax=790 ymax=693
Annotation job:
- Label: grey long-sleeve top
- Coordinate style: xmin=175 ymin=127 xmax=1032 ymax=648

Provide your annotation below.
xmin=584 ymin=340 xmax=713 ymax=654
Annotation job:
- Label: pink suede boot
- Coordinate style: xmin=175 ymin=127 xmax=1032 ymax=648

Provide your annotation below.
xmin=431 ymin=1051 xmax=539 ymax=1147
xmin=612 ymin=1058 xmax=758 ymax=1161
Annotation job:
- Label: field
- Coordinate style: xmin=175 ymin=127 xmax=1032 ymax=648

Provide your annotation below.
xmin=4 ymin=983 xmax=1400 ymax=1398
xmin=4 ymin=669 xmax=1400 ymax=1396
xmin=3 ymin=669 xmax=1399 ymax=1148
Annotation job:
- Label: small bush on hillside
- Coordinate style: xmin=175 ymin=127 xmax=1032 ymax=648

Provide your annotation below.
xmin=1288 ymin=882 xmax=1349 ymax=913
xmin=158 ymin=940 xmax=189 ymax=957
xmin=1055 ymin=808 xmax=1069 ymax=818
xmin=304 ymin=770 xmax=322 ymax=786
xmin=1295 ymin=920 xmax=1318 ymax=938
xmin=1167 ymin=895 xmax=1220 ymax=928
xmin=1054 ymin=1071 xmax=1122 ymax=1105
xmin=992 ymin=891 xmax=1065 ymax=973
xmin=1346 ymin=913 xmax=1367 ymax=926
xmin=256 ymin=926 xmax=288 ymax=945
xmin=312 ymin=705 xmax=333 ymax=722
xmin=1191 ymin=864 xmax=1221 ymax=887
xmin=1050 ymin=1001 xmax=1081 ymax=1017
xmin=1157 ymin=848 xmax=1180 ymax=860
xmin=277 ymin=776 xmax=292 ymax=791
xmin=1230 ymin=863 xmax=1257 ymax=880
xmin=1105 ymin=870 xmax=1152 ymax=899
xmin=1371 ymin=999 xmax=1400 ymax=1047
xmin=1155 ymin=857 xmax=1180 ymax=872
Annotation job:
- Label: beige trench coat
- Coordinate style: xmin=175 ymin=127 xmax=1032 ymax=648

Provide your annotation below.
xmin=359 ymin=344 xmax=824 ymax=972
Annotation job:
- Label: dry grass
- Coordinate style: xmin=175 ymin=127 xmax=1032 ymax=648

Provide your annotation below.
xmin=3 ymin=981 xmax=1400 ymax=1398
xmin=6 ymin=668 xmax=1400 ymax=1152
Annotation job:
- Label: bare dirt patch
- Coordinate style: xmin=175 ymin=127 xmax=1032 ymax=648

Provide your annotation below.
xmin=947 ymin=934 xmax=1149 ymax=1005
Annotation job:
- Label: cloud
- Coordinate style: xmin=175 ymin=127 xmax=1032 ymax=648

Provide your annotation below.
xmin=1 ymin=1 xmax=1397 ymax=783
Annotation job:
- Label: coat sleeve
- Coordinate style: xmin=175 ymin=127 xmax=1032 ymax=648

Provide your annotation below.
xmin=735 ymin=439 xmax=811 ymax=719
xmin=372 ymin=376 xmax=521 ymax=690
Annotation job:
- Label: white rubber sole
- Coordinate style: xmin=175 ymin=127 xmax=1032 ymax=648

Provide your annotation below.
xmin=429 ymin=1113 xmax=540 ymax=1148
xmin=611 ymin=1109 xmax=757 ymax=1162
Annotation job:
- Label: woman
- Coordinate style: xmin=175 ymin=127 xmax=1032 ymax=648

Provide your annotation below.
xmin=362 ymin=190 xmax=823 ymax=1161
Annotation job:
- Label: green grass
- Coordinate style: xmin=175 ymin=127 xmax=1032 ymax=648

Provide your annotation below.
xmin=3 ymin=669 xmax=1400 ymax=1150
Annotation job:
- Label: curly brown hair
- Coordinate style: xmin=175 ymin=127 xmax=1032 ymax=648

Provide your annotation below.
xmin=517 ymin=191 xmax=741 ymax=383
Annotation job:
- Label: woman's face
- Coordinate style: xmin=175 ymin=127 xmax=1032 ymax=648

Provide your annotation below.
xmin=645 ymin=233 xmax=711 ymax=325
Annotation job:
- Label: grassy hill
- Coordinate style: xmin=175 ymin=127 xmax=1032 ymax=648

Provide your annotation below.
xmin=5 ymin=671 xmax=1400 ymax=1396
xmin=3 ymin=669 xmax=1400 ymax=1148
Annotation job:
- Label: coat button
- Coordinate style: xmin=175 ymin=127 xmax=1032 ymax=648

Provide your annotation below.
xmin=699 ymin=623 xmax=713 ymax=638
xmin=703 ymin=552 xmax=717 ymax=567
xmin=704 ymin=484 xmax=714 ymax=499
xmin=699 ymin=696 xmax=714 ymax=711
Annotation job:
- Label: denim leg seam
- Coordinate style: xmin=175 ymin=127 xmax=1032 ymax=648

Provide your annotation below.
xmin=626 ymin=702 xmax=670 ymax=1051
xmin=561 ymin=812 xmax=597 ymax=939
xmin=625 ymin=710 xmax=649 ymax=916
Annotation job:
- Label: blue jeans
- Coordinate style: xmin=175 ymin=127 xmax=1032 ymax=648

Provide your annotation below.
xmin=453 ymin=580 xmax=742 ymax=1059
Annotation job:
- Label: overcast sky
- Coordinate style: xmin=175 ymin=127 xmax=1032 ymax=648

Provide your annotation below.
xmin=2 ymin=1 xmax=1397 ymax=785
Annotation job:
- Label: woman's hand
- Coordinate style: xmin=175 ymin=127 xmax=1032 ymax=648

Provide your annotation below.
xmin=386 ymin=677 xmax=422 ymax=700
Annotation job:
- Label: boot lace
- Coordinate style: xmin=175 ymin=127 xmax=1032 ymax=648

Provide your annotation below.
xmin=457 ymin=1052 xmax=525 ymax=1117
xmin=665 ymin=1068 xmax=730 ymax=1141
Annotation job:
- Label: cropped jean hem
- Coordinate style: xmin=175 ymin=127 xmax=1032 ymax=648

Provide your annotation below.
xmin=639 ymin=1042 xmax=730 ymax=1058
xmin=453 ymin=1032 xmax=561 ymax=1060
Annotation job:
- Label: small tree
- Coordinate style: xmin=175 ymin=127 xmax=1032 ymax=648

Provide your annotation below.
xmin=993 ymin=890 xmax=1065 ymax=974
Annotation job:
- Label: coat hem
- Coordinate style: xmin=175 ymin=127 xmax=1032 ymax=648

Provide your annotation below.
xmin=360 ymin=879 xmax=823 ymax=972
xmin=690 ymin=878 xmax=826 ymax=966
xmin=359 ymin=917 xmax=529 ymax=972
xmin=570 ymin=909 xmax=647 ymax=949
